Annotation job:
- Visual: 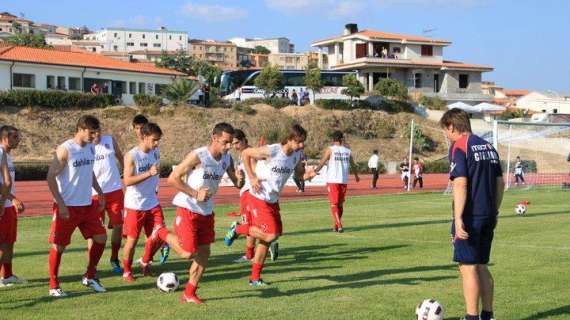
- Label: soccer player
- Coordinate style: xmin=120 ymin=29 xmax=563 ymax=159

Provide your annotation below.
xmin=0 ymin=125 xmax=25 ymax=287
xmin=313 ymin=130 xmax=360 ymax=233
xmin=367 ymin=150 xmax=379 ymax=189
xmin=46 ymin=115 xmax=108 ymax=297
xmin=92 ymin=127 xmax=125 ymax=274
xmin=514 ymin=156 xmax=525 ymax=186
xmin=399 ymin=158 xmax=410 ymax=190
xmin=224 ymin=124 xmax=316 ymax=287
xmin=412 ymin=157 xmax=424 ymax=189
xmin=440 ymin=108 xmax=504 ymax=320
xmin=168 ymin=122 xmax=243 ymax=304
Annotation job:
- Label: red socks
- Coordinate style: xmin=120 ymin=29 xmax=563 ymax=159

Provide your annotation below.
xmin=111 ymin=242 xmax=121 ymax=261
xmin=1 ymin=263 xmax=13 ymax=278
xmin=236 ymin=224 xmax=250 ymax=236
xmin=123 ymin=259 xmax=132 ymax=274
xmin=251 ymin=263 xmax=264 ymax=281
xmin=245 ymin=246 xmax=255 ymax=260
xmin=185 ymin=283 xmax=197 ymax=296
xmin=86 ymin=241 xmax=105 ymax=279
xmin=331 ymin=206 xmax=342 ymax=229
xmin=157 ymin=227 xmax=169 ymax=242
xmin=48 ymin=248 xmax=63 ymax=289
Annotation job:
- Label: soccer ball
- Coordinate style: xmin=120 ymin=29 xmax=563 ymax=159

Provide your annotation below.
xmin=157 ymin=272 xmax=179 ymax=293
xmin=416 ymin=299 xmax=444 ymax=320
xmin=515 ymin=204 xmax=527 ymax=215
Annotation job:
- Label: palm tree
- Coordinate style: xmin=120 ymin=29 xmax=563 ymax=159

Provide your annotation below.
xmin=162 ymin=79 xmax=199 ymax=106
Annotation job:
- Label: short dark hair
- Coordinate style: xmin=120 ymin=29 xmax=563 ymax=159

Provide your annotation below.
xmin=282 ymin=124 xmax=307 ymax=144
xmin=414 ymin=157 xmax=419 ymax=161
xmin=439 ymin=108 xmax=472 ymax=133
xmin=212 ymin=122 xmax=235 ymax=136
xmin=140 ymin=122 xmax=162 ymax=137
xmin=373 ymin=149 xmax=378 ymax=154
xmin=76 ymin=115 xmax=100 ymax=131
xmin=331 ymin=130 xmax=344 ymax=142
xmin=132 ymin=114 xmax=149 ymax=127
xmin=234 ymin=129 xmax=247 ymax=144
xmin=0 ymin=125 xmax=18 ymax=139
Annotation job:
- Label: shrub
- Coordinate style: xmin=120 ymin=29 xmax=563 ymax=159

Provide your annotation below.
xmin=378 ymin=99 xmax=414 ymax=113
xmin=14 ymin=162 xmax=50 ymax=181
xmin=133 ymin=94 xmax=162 ymax=107
xmin=161 ymin=79 xmax=198 ymax=105
xmin=232 ymin=102 xmax=257 ymax=115
xmin=500 ymin=109 xmax=525 ymax=120
xmin=316 ymin=99 xmax=374 ymax=110
xmin=354 ymin=161 xmax=386 ymax=174
xmin=373 ymin=78 xmax=408 ymax=100
xmin=0 ymin=90 xmax=114 ymax=108
xmin=419 ymin=96 xmax=447 ymax=110
xmin=242 ymin=97 xmax=290 ymax=109
xmin=423 ymin=160 xmax=449 ymax=173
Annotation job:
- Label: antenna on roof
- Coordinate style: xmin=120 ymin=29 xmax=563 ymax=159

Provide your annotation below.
xmin=422 ymin=27 xmax=437 ymax=37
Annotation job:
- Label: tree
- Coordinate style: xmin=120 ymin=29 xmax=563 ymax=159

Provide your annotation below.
xmin=254 ymin=63 xmax=284 ymax=98
xmin=155 ymin=51 xmax=222 ymax=86
xmin=161 ymin=78 xmax=199 ymax=106
xmin=252 ymin=45 xmax=271 ymax=54
xmin=373 ymin=78 xmax=408 ymax=100
xmin=341 ymin=74 xmax=365 ymax=102
xmin=304 ymin=65 xmax=322 ymax=104
xmin=5 ymin=33 xmax=49 ymax=48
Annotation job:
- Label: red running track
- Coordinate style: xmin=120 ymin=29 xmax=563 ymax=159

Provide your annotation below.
xmin=16 ymin=174 xmax=451 ymax=217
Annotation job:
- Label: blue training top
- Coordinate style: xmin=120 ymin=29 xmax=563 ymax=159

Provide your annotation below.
xmin=448 ymin=134 xmax=503 ymax=219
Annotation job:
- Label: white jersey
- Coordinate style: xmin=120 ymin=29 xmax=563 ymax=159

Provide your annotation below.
xmin=514 ymin=161 xmax=524 ymax=175
xmin=92 ymin=135 xmax=122 ymax=195
xmin=172 ymin=146 xmax=231 ymax=216
xmin=238 ymin=152 xmax=251 ymax=195
xmin=326 ymin=145 xmax=351 ymax=184
xmin=249 ymin=144 xmax=302 ymax=204
xmin=368 ymin=154 xmax=379 ymax=169
xmin=55 ymin=140 xmax=95 ymax=206
xmin=0 ymin=147 xmax=15 ymax=208
xmin=124 ymin=146 xmax=160 ymax=211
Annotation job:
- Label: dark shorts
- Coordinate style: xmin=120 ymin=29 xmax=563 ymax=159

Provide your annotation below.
xmin=451 ymin=217 xmax=496 ymax=264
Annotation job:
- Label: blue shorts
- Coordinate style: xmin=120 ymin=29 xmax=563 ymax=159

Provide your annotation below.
xmin=451 ymin=217 xmax=496 ymax=264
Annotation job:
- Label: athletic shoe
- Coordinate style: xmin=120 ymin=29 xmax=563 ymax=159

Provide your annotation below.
xmin=122 ymin=272 xmax=136 ymax=283
xmin=49 ymin=288 xmax=68 ymax=297
xmin=269 ymin=241 xmax=279 ymax=261
xmin=0 ymin=275 xmax=27 ymax=286
xmin=82 ymin=277 xmax=107 ymax=293
xmin=233 ymin=255 xmax=251 ymax=263
xmin=224 ymin=221 xmax=239 ymax=247
xmin=249 ymin=279 xmax=269 ymax=287
xmin=180 ymin=293 xmax=204 ymax=304
xmin=110 ymin=259 xmax=123 ymax=274
xmin=337 ymin=227 xmax=344 ymax=233
xmin=137 ymin=258 xmax=152 ymax=277
xmin=160 ymin=244 xmax=170 ymax=265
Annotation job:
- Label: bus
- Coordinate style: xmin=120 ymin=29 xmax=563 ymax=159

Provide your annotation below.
xmin=219 ymin=69 xmax=355 ymax=102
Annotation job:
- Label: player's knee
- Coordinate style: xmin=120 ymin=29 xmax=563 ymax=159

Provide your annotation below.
xmin=93 ymin=234 xmax=107 ymax=244
xmin=53 ymin=244 xmax=66 ymax=253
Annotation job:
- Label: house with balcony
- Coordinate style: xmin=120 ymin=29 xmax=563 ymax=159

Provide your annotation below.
xmin=188 ymin=39 xmax=237 ymax=70
xmin=312 ymin=24 xmax=493 ymax=103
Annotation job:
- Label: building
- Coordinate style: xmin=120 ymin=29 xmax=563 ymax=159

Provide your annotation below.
xmin=188 ymin=39 xmax=237 ymax=69
xmin=0 ymin=45 xmax=184 ymax=105
xmin=515 ymin=91 xmax=570 ymax=114
xmin=311 ymin=24 xmax=493 ymax=103
xmin=0 ymin=12 xmax=33 ymax=34
xmin=88 ymin=27 xmax=188 ymax=53
xmin=229 ymin=37 xmax=294 ymax=53
xmin=268 ymin=52 xmax=309 ymax=69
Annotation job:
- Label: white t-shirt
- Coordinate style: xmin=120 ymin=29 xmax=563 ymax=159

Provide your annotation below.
xmin=0 ymin=147 xmax=15 ymax=208
xmin=124 ymin=146 xmax=160 ymax=211
xmin=238 ymin=152 xmax=251 ymax=196
xmin=92 ymin=135 xmax=122 ymax=195
xmin=514 ymin=161 xmax=524 ymax=175
xmin=172 ymin=146 xmax=231 ymax=216
xmin=368 ymin=154 xmax=379 ymax=169
xmin=55 ymin=140 xmax=95 ymax=206
xmin=248 ymin=144 xmax=302 ymax=204
xmin=326 ymin=145 xmax=351 ymax=184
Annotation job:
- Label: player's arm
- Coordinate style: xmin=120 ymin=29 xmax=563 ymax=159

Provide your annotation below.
xmin=123 ymin=152 xmax=158 ymax=186
xmin=313 ymin=148 xmax=331 ymax=174
xmin=167 ymin=151 xmax=208 ymax=202
xmin=295 ymin=158 xmax=316 ymax=181
xmin=242 ymin=146 xmax=271 ymax=193
xmin=450 ymin=148 xmax=469 ymax=240
xmin=495 ymin=176 xmax=505 ymax=215
xmin=0 ymin=152 xmax=10 ymax=217
xmin=92 ymin=172 xmax=106 ymax=212
xmin=349 ymin=155 xmax=360 ymax=182
xmin=226 ymin=157 xmax=244 ymax=189
xmin=112 ymin=136 xmax=125 ymax=171
xmin=47 ymin=146 xmax=70 ymax=219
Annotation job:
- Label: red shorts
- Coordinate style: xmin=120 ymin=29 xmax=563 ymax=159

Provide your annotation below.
xmin=0 ymin=206 xmax=18 ymax=244
xmin=249 ymin=195 xmax=282 ymax=235
xmin=122 ymin=205 xmax=164 ymax=239
xmin=93 ymin=189 xmax=124 ymax=229
xmin=49 ymin=203 xmax=106 ymax=247
xmin=327 ymin=183 xmax=348 ymax=206
xmin=174 ymin=207 xmax=215 ymax=254
xmin=240 ymin=191 xmax=253 ymax=225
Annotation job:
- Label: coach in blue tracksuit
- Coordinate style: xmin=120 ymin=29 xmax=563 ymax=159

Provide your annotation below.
xmin=440 ymin=109 xmax=505 ymax=320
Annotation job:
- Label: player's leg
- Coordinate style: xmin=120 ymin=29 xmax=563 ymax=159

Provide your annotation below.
xmin=419 ymin=177 xmax=423 ymax=188
xmin=183 ymin=244 xmax=210 ymax=304
xmin=250 ymin=240 xmax=271 ymax=287
xmin=0 ymin=207 xmax=23 ymax=286
xmin=459 ymin=264 xmax=481 ymax=318
xmin=79 ymin=204 xmax=107 ymax=292
xmin=48 ymin=204 xmax=77 ymax=296
xmin=337 ymin=184 xmax=348 ymax=232
xmin=107 ymin=190 xmax=125 ymax=272
xmin=122 ymin=208 xmax=144 ymax=281
xmin=327 ymin=183 xmax=342 ymax=232
xmin=477 ymin=265 xmax=494 ymax=320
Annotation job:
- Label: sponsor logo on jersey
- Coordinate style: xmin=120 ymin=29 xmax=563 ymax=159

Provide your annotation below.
xmin=138 ymin=162 xmax=152 ymax=173
xmin=203 ymin=171 xmax=223 ymax=181
xmin=271 ymin=166 xmax=293 ymax=175
xmin=73 ymin=158 xmax=95 ymax=167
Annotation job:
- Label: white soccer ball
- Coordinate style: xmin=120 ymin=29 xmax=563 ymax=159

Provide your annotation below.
xmin=515 ymin=204 xmax=527 ymax=215
xmin=416 ymin=299 xmax=444 ymax=320
xmin=157 ymin=272 xmax=179 ymax=293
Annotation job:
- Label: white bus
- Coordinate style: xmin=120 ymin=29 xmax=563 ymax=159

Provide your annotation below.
xmin=219 ymin=69 xmax=355 ymax=102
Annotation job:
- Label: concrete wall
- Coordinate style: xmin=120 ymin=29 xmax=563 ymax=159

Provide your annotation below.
xmin=96 ymin=29 xmax=187 ymax=53
xmin=516 ymin=92 xmax=570 ymax=113
xmin=403 ymin=44 xmax=443 ymax=62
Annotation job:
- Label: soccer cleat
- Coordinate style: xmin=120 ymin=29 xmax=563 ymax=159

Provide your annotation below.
xmin=223 ymin=221 xmax=239 ymax=247
xmin=110 ymin=259 xmax=123 ymax=274
xmin=160 ymin=244 xmax=170 ymax=265
xmin=337 ymin=227 xmax=344 ymax=233
xmin=233 ymin=255 xmax=251 ymax=263
xmin=49 ymin=287 xmax=68 ymax=297
xmin=269 ymin=241 xmax=279 ymax=261
xmin=249 ymin=279 xmax=269 ymax=287
xmin=82 ymin=277 xmax=107 ymax=293
xmin=0 ymin=275 xmax=27 ymax=287
xmin=180 ymin=293 xmax=204 ymax=304
xmin=122 ymin=272 xmax=136 ymax=283
xmin=137 ymin=258 xmax=152 ymax=277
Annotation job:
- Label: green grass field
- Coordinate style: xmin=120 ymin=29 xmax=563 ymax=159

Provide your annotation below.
xmin=1 ymin=189 xmax=569 ymax=320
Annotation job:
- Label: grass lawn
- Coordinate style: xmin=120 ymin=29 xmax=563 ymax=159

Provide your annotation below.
xmin=1 ymin=188 xmax=569 ymax=319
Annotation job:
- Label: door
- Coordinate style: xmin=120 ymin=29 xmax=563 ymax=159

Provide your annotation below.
xmin=433 ymin=74 xmax=440 ymax=92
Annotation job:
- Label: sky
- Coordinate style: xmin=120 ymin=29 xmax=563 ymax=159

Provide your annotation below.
xmin=3 ymin=0 xmax=570 ymax=93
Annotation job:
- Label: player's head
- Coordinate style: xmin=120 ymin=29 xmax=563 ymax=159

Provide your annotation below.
xmin=283 ymin=124 xmax=307 ymax=151
xmin=212 ymin=122 xmax=235 ymax=154
xmin=232 ymin=129 xmax=248 ymax=151
xmin=132 ymin=114 xmax=149 ymax=140
xmin=76 ymin=115 xmax=100 ymax=143
xmin=331 ymin=130 xmax=344 ymax=143
xmin=373 ymin=149 xmax=378 ymax=155
xmin=516 ymin=156 xmax=521 ymax=160
xmin=140 ymin=122 xmax=162 ymax=149
xmin=439 ymin=109 xmax=472 ymax=141
xmin=0 ymin=125 xmax=20 ymax=150
xmin=414 ymin=157 xmax=419 ymax=163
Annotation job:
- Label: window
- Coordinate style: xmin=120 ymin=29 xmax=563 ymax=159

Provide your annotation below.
xmin=129 ymin=82 xmax=136 ymax=94
xmin=13 ymin=73 xmax=35 ymax=88
xmin=169 ymin=35 xmax=172 ymax=40
xmin=142 ymin=34 xmax=146 ymax=39
xmin=153 ymin=43 xmax=161 ymax=48
xmin=179 ymin=36 xmax=182 ymax=40
xmin=140 ymin=43 xmax=148 ymax=47
xmin=459 ymin=74 xmax=469 ymax=89
xmin=92 ymin=47 xmax=96 ymax=52
xmin=113 ymin=45 xmax=118 ymax=51
xmin=57 ymin=76 xmax=66 ymax=90
xmin=129 ymin=33 xmax=132 ymax=38
xmin=114 ymin=32 xmax=117 ymax=38
xmin=155 ymin=34 xmax=159 ymax=40
xmin=155 ymin=84 xmax=167 ymax=95
xmin=421 ymin=45 xmax=433 ymax=56
xmin=46 ymin=75 xmax=55 ymax=89
xmin=69 ymin=77 xmax=81 ymax=91
xmin=138 ymin=82 xmax=146 ymax=94
xmin=127 ymin=42 xmax=134 ymax=46
xmin=414 ymin=73 xmax=422 ymax=88
xmin=392 ymin=47 xmax=401 ymax=53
